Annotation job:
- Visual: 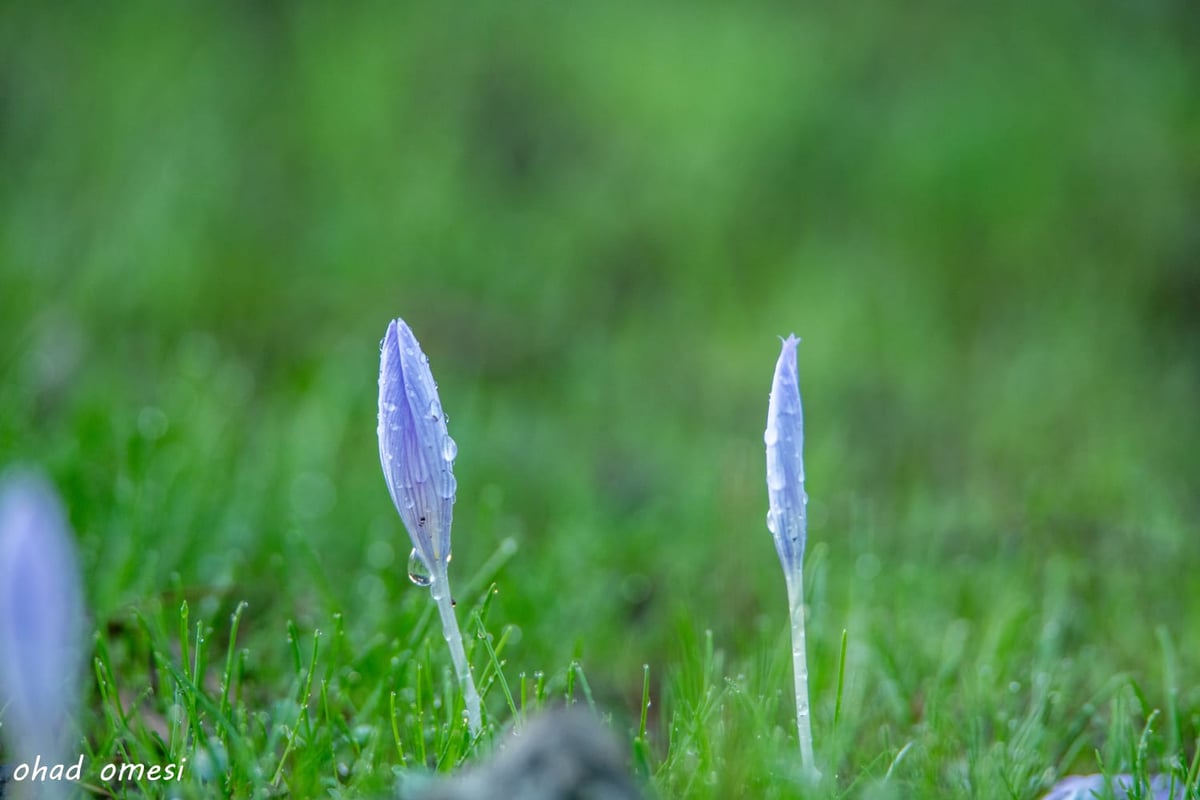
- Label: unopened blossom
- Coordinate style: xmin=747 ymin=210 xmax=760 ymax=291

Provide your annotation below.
xmin=765 ymin=334 xmax=807 ymax=577
xmin=764 ymin=334 xmax=818 ymax=778
xmin=378 ymin=318 xmax=459 ymax=575
xmin=1041 ymin=773 xmax=1184 ymax=800
xmin=377 ymin=318 xmax=481 ymax=736
xmin=0 ymin=469 xmax=87 ymax=767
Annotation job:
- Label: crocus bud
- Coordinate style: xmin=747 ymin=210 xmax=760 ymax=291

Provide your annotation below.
xmin=378 ymin=319 xmax=459 ymax=578
xmin=0 ymin=469 xmax=87 ymax=768
xmin=764 ymin=334 xmax=818 ymax=776
xmin=765 ymin=334 xmax=807 ymax=578
xmin=1041 ymin=773 xmax=1184 ymax=800
xmin=377 ymin=319 xmax=482 ymax=736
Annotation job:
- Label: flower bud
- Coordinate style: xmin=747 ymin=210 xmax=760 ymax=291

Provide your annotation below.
xmin=378 ymin=319 xmax=458 ymax=576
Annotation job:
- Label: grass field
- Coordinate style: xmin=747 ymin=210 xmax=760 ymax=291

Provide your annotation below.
xmin=2 ymin=4 xmax=1198 ymax=798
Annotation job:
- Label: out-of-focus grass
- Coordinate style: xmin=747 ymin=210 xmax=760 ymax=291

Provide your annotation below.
xmin=1 ymin=3 xmax=1197 ymax=797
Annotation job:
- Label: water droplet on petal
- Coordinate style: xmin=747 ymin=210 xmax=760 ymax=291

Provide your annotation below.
xmin=407 ymin=549 xmax=432 ymax=587
xmin=428 ymin=400 xmax=440 ymax=422
xmin=766 ymin=510 xmax=779 ymax=534
xmin=442 ymin=436 xmax=458 ymax=461
xmin=439 ymin=473 xmax=457 ymax=499
xmin=764 ymin=427 xmax=779 ymax=446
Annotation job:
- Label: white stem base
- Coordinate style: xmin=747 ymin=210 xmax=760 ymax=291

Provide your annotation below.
xmin=430 ymin=566 xmax=482 ymax=737
xmin=786 ymin=569 xmax=819 ymax=780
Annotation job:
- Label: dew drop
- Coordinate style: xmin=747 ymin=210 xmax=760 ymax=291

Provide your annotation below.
xmin=439 ymin=474 xmax=457 ymax=499
xmin=407 ymin=549 xmax=432 ymax=587
xmin=766 ymin=511 xmax=779 ymax=534
xmin=764 ymin=426 xmax=779 ymax=446
xmin=442 ymin=436 xmax=458 ymax=461
xmin=428 ymin=400 xmax=440 ymax=422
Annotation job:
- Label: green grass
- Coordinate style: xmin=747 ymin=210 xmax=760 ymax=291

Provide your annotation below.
xmin=1 ymin=2 xmax=1198 ymax=798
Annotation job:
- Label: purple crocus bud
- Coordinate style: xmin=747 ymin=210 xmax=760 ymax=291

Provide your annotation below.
xmin=0 ymin=469 xmax=87 ymax=766
xmin=765 ymin=334 xmax=807 ymax=577
xmin=1040 ymin=773 xmax=1185 ymax=800
xmin=378 ymin=318 xmax=459 ymax=578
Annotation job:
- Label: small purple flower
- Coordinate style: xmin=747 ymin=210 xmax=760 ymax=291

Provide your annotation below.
xmin=765 ymin=334 xmax=807 ymax=577
xmin=1041 ymin=773 xmax=1185 ymax=800
xmin=0 ymin=469 xmax=87 ymax=763
xmin=377 ymin=318 xmax=482 ymax=735
xmin=377 ymin=319 xmax=459 ymax=577
xmin=764 ymin=334 xmax=818 ymax=776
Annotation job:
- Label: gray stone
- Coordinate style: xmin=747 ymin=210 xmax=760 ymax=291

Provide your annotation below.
xmin=415 ymin=708 xmax=645 ymax=800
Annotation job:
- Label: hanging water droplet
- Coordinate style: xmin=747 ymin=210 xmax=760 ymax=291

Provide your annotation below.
xmin=428 ymin=399 xmax=440 ymax=422
xmin=442 ymin=436 xmax=458 ymax=461
xmin=407 ymin=549 xmax=432 ymax=587
xmin=439 ymin=473 xmax=457 ymax=499
xmin=764 ymin=426 xmax=779 ymax=446
xmin=766 ymin=510 xmax=779 ymax=534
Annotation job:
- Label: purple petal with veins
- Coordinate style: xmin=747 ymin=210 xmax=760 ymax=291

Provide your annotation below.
xmin=378 ymin=319 xmax=458 ymax=574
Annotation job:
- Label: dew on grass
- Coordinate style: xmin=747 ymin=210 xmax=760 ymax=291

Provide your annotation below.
xmin=407 ymin=549 xmax=432 ymax=587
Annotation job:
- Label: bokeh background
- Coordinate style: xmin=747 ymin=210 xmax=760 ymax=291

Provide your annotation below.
xmin=2 ymin=2 xmax=1197 ymax=791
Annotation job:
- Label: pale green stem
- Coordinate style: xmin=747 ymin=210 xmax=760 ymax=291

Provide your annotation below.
xmin=429 ymin=563 xmax=482 ymax=737
xmin=786 ymin=568 xmax=819 ymax=779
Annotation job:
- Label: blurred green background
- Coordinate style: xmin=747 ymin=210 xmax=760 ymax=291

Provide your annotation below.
xmin=1 ymin=1 xmax=1198 ymax=788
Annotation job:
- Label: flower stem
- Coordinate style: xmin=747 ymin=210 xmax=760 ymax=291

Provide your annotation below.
xmin=430 ymin=565 xmax=482 ymax=737
xmin=786 ymin=568 xmax=819 ymax=780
